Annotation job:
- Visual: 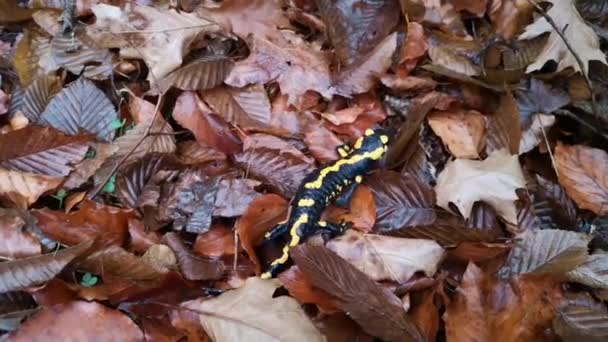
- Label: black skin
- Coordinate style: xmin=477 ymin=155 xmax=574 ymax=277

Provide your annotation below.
xmin=260 ymin=129 xmax=390 ymax=279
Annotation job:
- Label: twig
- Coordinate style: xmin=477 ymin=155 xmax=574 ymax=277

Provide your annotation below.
xmin=112 ymin=24 xmax=217 ymax=35
xmin=536 ymin=114 xmax=559 ymax=178
xmin=525 ymin=0 xmax=598 ymax=118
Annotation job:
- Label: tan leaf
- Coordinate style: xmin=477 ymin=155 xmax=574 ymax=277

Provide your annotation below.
xmin=435 ymin=149 xmax=526 ymax=223
xmin=567 ymin=252 xmax=608 ymax=288
xmin=555 ymin=144 xmax=608 ymax=215
xmin=0 ymin=168 xmax=61 ymax=208
xmin=225 ymin=34 xmax=334 ymax=104
xmin=518 ymin=0 xmax=607 ymax=74
xmin=485 ymin=92 xmax=521 ymax=155
xmin=428 ymin=33 xmax=480 ymax=76
xmin=87 ymin=4 xmax=221 ymax=82
xmin=0 ymin=209 xmax=40 ymax=259
xmin=428 ymin=109 xmax=486 ymax=158
xmin=180 ymin=277 xmax=325 ymax=342
xmin=327 ymin=230 xmax=444 ymax=283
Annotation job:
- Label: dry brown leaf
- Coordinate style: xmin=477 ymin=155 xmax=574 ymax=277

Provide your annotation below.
xmin=327 ymin=230 xmax=444 ymax=283
xmin=435 ymin=149 xmax=526 ymax=224
xmin=0 ymin=168 xmax=62 ymax=208
xmin=180 ymin=277 xmax=325 ymax=342
xmin=225 ymin=34 xmax=334 ymax=104
xmin=87 ymin=3 xmax=221 ymax=82
xmin=555 ymin=144 xmax=608 ymax=215
xmin=0 ymin=209 xmax=40 ymax=259
xmin=428 ymin=109 xmax=486 ymax=158
xmin=486 ymin=92 xmax=521 ymax=155
xmin=488 ymin=0 xmax=534 ymax=39
xmin=428 ymin=33 xmax=480 ymax=76
xmin=518 ymin=0 xmax=607 ymax=74
xmin=64 ymin=143 xmax=117 ymax=189
xmin=567 ymin=252 xmax=608 ymax=288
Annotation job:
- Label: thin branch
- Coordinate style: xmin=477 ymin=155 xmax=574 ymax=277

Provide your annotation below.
xmin=112 ymin=24 xmax=218 ymax=35
xmin=536 ymin=114 xmax=559 ymax=178
xmin=525 ymin=0 xmax=598 ymax=118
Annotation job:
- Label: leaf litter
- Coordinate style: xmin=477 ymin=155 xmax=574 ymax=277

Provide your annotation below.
xmin=0 ymin=0 xmax=608 ymax=340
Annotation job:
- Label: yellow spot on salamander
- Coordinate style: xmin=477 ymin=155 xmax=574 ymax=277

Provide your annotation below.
xmin=355 ymin=175 xmax=363 ymax=183
xmin=268 ymin=214 xmax=309 ymax=268
xmin=365 ymin=129 xmax=375 ymax=136
xmin=318 ymin=221 xmax=327 ymax=227
xmin=354 ymin=137 xmax=364 ymax=149
xmin=297 ymin=198 xmax=315 ymax=207
xmin=337 ymin=147 xmax=348 ymax=157
xmin=380 ymin=135 xmax=389 ymax=144
xmin=260 ymin=272 xmax=272 ymax=279
xmin=304 ymin=146 xmax=386 ymax=189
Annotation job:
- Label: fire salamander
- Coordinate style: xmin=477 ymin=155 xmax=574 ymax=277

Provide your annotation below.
xmin=260 ymin=129 xmax=390 ymax=279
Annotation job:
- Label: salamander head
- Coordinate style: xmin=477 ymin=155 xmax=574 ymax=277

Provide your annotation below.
xmin=352 ymin=128 xmax=390 ymax=160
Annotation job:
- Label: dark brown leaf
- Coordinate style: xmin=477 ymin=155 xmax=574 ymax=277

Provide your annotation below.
xmin=39 ymin=78 xmax=118 ymax=142
xmin=554 ymin=294 xmax=608 ymax=342
xmin=0 ymin=125 xmax=91 ymax=177
xmin=157 ymin=55 xmax=233 ymax=93
xmin=532 ymin=175 xmax=578 ymax=230
xmin=176 ymin=141 xmax=226 ymax=165
xmin=292 ymin=244 xmax=423 ymax=342
xmin=163 ymin=232 xmax=224 ymax=281
xmin=0 ymin=241 xmax=92 ymax=293
xmin=0 ymin=291 xmax=38 ymax=331
xmin=367 ymin=171 xmax=437 ymax=230
xmin=316 ymin=0 xmax=400 ymax=66
xmin=486 ymin=92 xmax=521 ymax=155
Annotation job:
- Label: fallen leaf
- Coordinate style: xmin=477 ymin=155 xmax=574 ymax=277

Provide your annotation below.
xmin=411 ymin=0 xmax=468 ymax=36
xmin=0 ymin=0 xmax=34 ymax=23
xmin=0 ymin=291 xmax=38 ymax=332
xmin=225 ymin=34 xmax=334 ymax=104
xmin=488 ymin=0 xmax=534 ymax=39
xmin=163 ymin=232 xmax=225 ymax=281
xmin=32 ymin=200 xmax=135 ymax=246
xmin=380 ymin=74 xmax=437 ymax=92
xmin=193 ymin=224 xmax=236 ymax=257
xmin=435 ymin=149 xmax=526 ymax=224
xmin=127 ymin=219 xmax=161 ymax=254
xmin=553 ymin=294 xmax=608 ymax=342
xmin=518 ymin=0 xmax=607 ymax=74
xmin=213 ymin=177 xmax=261 ymax=217
xmin=302 ymin=123 xmax=342 ymax=163
xmin=445 ymin=262 xmax=563 ymax=341
xmin=399 ymin=22 xmax=428 ymax=72
xmin=566 ymin=252 xmax=608 ymax=288
xmin=292 ymin=244 xmax=423 ymax=341
xmin=515 ymin=78 xmax=569 ymax=126
xmin=486 ymin=92 xmax=521 ymax=155
xmin=498 ymin=229 xmax=591 ymax=278
xmin=332 ymin=32 xmax=398 ymax=96
xmin=176 ymin=141 xmax=226 ymax=165
xmin=0 ymin=209 xmax=40 ymax=259
xmin=87 ymin=3 xmax=222 ymax=82
xmin=530 ymin=175 xmax=578 ymax=230
xmin=428 ymin=33 xmax=480 ymax=76
xmin=323 ymin=185 xmax=377 ymax=232
xmin=555 ymin=144 xmax=608 ymax=216
xmin=327 ymin=230 xmax=445 ymax=283
xmin=63 ymin=143 xmax=117 ymax=189
xmin=19 ymin=74 xmax=61 ymax=122
xmin=0 ymin=241 xmax=92 ymax=293
xmin=316 ymin=0 xmax=400 ymax=66
xmin=157 ymin=55 xmax=233 ymax=93
xmin=39 ymin=78 xmax=118 ymax=142
xmin=180 ymin=277 xmax=325 ymax=342
xmin=519 ymin=114 xmax=555 ymax=154
xmin=428 ymin=109 xmax=486 ymax=158
xmin=451 ymin=0 xmax=487 ymax=16
xmin=278 ymin=265 xmax=338 ymax=312
xmin=0 ymin=125 xmax=91 ymax=177
xmin=0 ymin=168 xmax=62 ymax=208
xmin=6 ymin=301 xmax=143 ymax=341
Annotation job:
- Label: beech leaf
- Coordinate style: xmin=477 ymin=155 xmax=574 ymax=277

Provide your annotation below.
xmin=554 ymin=296 xmax=608 ymax=342
xmin=498 ymin=229 xmax=591 ymax=278
xmin=566 ymin=253 xmax=608 ymax=288
xmin=292 ymin=244 xmax=423 ymax=342
xmin=0 ymin=241 xmax=92 ymax=293
xmin=0 ymin=169 xmax=62 ymax=208
xmin=157 ymin=55 xmax=233 ymax=93
xmin=20 ymin=75 xmax=61 ymax=122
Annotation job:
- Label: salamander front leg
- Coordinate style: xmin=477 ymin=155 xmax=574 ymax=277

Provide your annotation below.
xmin=263 ymin=222 xmax=289 ymax=241
xmin=260 ymin=244 xmax=292 ymax=279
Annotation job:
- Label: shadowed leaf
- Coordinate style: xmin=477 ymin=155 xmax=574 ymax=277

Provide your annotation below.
xmin=0 ymin=241 xmax=92 ymax=293
xmin=0 ymin=209 xmax=40 ymax=259
xmin=292 ymin=244 xmax=423 ymax=342
xmin=0 ymin=169 xmax=62 ymax=208
xmin=158 ymin=55 xmax=233 ymax=93
xmin=21 ymin=75 xmax=61 ymax=122
xmin=163 ymin=232 xmax=224 ymax=281
xmin=554 ymin=295 xmax=608 ymax=342
xmin=567 ymin=253 xmax=608 ymax=288
xmin=0 ymin=291 xmax=38 ymax=331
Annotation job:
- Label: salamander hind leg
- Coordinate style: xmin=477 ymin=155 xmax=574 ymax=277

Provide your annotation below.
xmin=317 ymin=220 xmax=352 ymax=240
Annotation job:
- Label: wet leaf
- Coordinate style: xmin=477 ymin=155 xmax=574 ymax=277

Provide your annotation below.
xmin=193 ymin=224 xmax=236 ymax=257
xmin=0 ymin=291 xmax=37 ymax=332
xmin=0 ymin=125 xmax=90 ymax=177
xmin=32 ymin=200 xmax=135 ymax=246
xmin=13 ymin=28 xmax=54 ymax=87
xmin=0 ymin=168 xmax=62 ymax=208
xmin=327 ymin=230 xmax=444 ymax=283
xmin=180 ymin=277 xmax=325 ymax=342
xmin=499 ymin=229 xmax=590 ymax=278
xmin=39 ymin=78 xmax=118 ymax=142
xmin=5 ymin=301 xmax=143 ymax=341
xmin=555 ymin=144 xmax=608 ymax=216
xmin=213 ymin=177 xmax=261 ymax=217
xmin=0 ymin=241 xmax=92 ymax=293
xmin=292 ymin=244 xmax=423 ymax=342
xmin=435 ymin=149 xmax=526 ymax=224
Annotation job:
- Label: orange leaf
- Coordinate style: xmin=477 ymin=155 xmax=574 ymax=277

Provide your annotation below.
xmin=193 ymin=224 xmax=237 ymax=257
xmin=323 ymin=185 xmax=376 ymax=233
xmin=278 ymin=265 xmax=338 ymax=313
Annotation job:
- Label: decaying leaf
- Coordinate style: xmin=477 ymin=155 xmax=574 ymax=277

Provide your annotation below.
xmin=87 ymin=3 xmax=222 ymax=82
xmin=20 ymin=74 xmax=61 ymax=122
xmin=518 ymin=0 xmax=607 ymax=74
xmin=566 ymin=253 xmax=608 ymax=288
xmin=0 ymin=241 xmax=92 ymax=293
xmin=180 ymin=277 xmax=325 ymax=342
xmin=553 ymin=295 xmax=608 ymax=342
xmin=486 ymin=92 xmax=521 ymax=155
xmin=0 ymin=291 xmax=38 ymax=332
xmin=435 ymin=149 xmax=526 ymax=224
xmin=157 ymin=55 xmax=233 ymax=93
xmin=292 ymin=244 xmax=423 ymax=342
xmin=555 ymin=144 xmax=608 ymax=216
xmin=163 ymin=232 xmax=224 ymax=281
xmin=499 ymin=229 xmax=590 ymax=278
xmin=327 ymin=230 xmax=445 ymax=283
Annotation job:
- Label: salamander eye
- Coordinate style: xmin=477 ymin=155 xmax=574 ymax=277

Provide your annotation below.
xmin=364 ymin=129 xmax=375 ymax=136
